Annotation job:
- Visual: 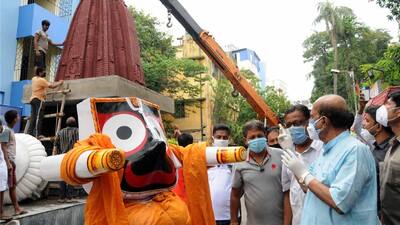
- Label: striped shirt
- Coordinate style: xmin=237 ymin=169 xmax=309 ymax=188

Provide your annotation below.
xmin=55 ymin=127 xmax=79 ymax=154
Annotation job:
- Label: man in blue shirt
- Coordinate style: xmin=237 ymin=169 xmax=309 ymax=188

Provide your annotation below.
xmin=282 ymin=95 xmax=380 ymax=225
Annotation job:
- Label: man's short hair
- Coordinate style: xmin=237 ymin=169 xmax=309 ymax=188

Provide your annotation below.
xmin=213 ymin=124 xmax=231 ymax=135
xmin=66 ymin=117 xmax=77 ymax=127
xmin=4 ymin=110 xmax=18 ymax=125
xmin=388 ymin=91 xmax=400 ymax=107
xmin=284 ymin=104 xmax=310 ymax=119
xmin=42 ymin=19 xmax=50 ymax=26
xmin=318 ymin=106 xmax=354 ymax=129
xmin=36 ymin=67 xmax=44 ymax=76
xmin=365 ymin=106 xmax=394 ymax=135
xmin=177 ymin=133 xmax=193 ymax=147
xmin=266 ymin=126 xmax=279 ymax=136
xmin=243 ymin=120 xmax=264 ymax=137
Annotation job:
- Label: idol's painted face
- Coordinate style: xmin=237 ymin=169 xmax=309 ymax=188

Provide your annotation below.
xmin=78 ymin=98 xmax=177 ymax=197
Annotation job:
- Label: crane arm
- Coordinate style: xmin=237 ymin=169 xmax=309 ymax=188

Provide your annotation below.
xmin=159 ymin=0 xmax=279 ymax=125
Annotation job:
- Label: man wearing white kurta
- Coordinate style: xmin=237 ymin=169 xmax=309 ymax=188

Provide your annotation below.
xmin=281 ymin=105 xmax=323 ymax=225
xmin=208 ymin=124 xmax=234 ymax=225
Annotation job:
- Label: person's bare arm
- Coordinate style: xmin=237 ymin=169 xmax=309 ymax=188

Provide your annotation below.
xmin=34 ymin=33 xmax=40 ymax=56
xmin=307 ymin=179 xmax=343 ymax=214
xmin=230 ymin=187 xmax=241 ymax=224
xmin=49 ymin=40 xmax=64 ymax=47
xmin=1 ymin=143 xmax=12 ymax=171
xmin=49 ymin=80 xmax=64 ymax=89
xmin=283 ymin=191 xmax=292 ymax=225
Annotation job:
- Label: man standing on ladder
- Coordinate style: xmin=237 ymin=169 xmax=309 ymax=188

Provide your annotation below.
xmin=27 ymin=67 xmax=63 ymax=138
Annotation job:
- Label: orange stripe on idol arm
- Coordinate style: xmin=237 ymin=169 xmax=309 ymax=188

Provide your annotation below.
xmin=206 ymin=146 xmax=247 ymax=166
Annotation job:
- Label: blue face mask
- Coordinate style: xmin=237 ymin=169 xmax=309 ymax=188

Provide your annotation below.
xmin=248 ymin=137 xmax=267 ymax=153
xmin=289 ymin=126 xmax=308 ymax=145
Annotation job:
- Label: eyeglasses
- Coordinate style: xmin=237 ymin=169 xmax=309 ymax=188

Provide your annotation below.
xmin=285 ymin=120 xmax=308 ymax=128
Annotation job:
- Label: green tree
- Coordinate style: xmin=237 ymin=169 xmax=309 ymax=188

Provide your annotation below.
xmin=304 ymin=4 xmax=391 ymax=107
xmin=213 ymin=70 xmax=291 ymax=145
xmin=361 ymin=44 xmax=400 ymax=87
xmin=314 ymin=1 xmax=355 ymax=94
xmin=129 ymin=7 xmax=207 ymax=99
xmin=374 ymin=0 xmax=400 ymax=40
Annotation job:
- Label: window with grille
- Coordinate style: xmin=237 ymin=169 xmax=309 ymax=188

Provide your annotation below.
xmin=175 ymin=100 xmax=185 ymax=118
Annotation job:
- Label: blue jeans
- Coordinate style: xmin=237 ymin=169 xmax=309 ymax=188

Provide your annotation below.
xmin=216 ymin=220 xmax=230 ymax=225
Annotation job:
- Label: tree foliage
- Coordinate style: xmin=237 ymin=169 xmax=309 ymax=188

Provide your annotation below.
xmin=304 ymin=2 xmax=392 ymax=107
xmin=375 ymin=0 xmax=400 ymax=22
xmin=129 ymin=7 xmax=207 ymax=99
xmin=314 ymin=1 xmax=354 ymax=70
xmin=213 ymin=70 xmax=291 ymax=145
xmin=360 ymin=44 xmax=400 ymax=87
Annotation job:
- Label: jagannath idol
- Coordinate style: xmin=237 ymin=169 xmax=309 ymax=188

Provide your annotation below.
xmin=39 ymin=97 xmax=247 ymax=225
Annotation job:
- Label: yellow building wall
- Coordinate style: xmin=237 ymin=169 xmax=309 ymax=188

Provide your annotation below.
xmin=172 ymin=35 xmax=216 ymax=142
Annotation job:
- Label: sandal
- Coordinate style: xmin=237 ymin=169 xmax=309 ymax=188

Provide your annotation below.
xmin=0 ymin=215 xmax=13 ymax=222
xmin=13 ymin=210 xmax=28 ymax=216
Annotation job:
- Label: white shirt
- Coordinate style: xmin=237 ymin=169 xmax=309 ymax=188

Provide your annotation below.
xmin=208 ymin=164 xmax=233 ymax=220
xmin=35 ymin=30 xmax=50 ymax=53
xmin=282 ymin=140 xmax=323 ymax=225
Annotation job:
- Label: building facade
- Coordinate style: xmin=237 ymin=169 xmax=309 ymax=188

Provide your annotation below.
xmin=267 ymin=78 xmax=288 ymax=95
xmin=171 ymin=35 xmax=219 ymax=142
xmin=0 ymin=0 xmax=79 ymax=117
xmin=230 ymin=48 xmax=267 ymax=87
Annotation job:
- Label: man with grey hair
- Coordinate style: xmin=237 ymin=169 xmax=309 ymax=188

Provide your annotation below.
xmin=53 ymin=117 xmax=79 ymax=203
xmin=282 ymin=95 xmax=380 ymax=225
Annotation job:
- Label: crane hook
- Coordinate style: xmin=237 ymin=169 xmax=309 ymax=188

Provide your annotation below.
xmin=231 ymin=89 xmax=239 ymax=98
xmin=166 ymin=9 xmax=173 ymax=28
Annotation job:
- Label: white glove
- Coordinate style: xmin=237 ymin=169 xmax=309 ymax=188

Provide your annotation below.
xmin=278 ymin=124 xmax=295 ymax=150
xmin=281 ymin=148 xmax=314 ymax=186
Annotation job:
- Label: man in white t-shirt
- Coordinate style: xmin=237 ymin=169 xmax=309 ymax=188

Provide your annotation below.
xmin=1 ymin=110 xmax=27 ymax=216
xmin=208 ymin=124 xmax=235 ymax=225
xmin=34 ymin=19 xmax=63 ymax=69
xmin=0 ymin=120 xmax=11 ymax=221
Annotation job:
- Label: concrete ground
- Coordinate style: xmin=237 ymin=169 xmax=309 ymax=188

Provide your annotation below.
xmin=0 ymin=195 xmax=248 ymax=224
xmin=0 ymin=197 xmax=85 ymax=225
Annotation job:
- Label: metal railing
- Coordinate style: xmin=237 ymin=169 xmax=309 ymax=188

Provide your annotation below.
xmin=21 ymin=0 xmax=73 ymax=17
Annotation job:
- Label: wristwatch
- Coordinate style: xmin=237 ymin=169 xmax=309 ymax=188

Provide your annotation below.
xmin=298 ymin=172 xmax=310 ymax=185
xmin=299 ymin=172 xmax=315 ymax=186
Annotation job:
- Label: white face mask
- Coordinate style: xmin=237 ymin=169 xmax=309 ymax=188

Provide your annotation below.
xmin=307 ymin=117 xmax=323 ymax=141
xmin=307 ymin=125 xmax=320 ymax=141
xmin=376 ymin=105 xmax=389 ymax=127
xmin=377 ymin=105 xmax=400 ymax=127
xmin=213 ymin=139 xmax=229 ymax=147
xmin=360 ymin=129 xmax=376 ymax=144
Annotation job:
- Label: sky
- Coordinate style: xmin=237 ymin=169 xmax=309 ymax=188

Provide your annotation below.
xmin=124 ymin=0 xmax=398 ymax=102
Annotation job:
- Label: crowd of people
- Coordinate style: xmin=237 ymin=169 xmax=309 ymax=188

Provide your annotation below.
xmin=173 ymin=92 xmax=400 ymax=225
xmin=1 ymin=15 xmax=399 ymax=225
xmin=1 ymin=93 xmax=400 ymax=225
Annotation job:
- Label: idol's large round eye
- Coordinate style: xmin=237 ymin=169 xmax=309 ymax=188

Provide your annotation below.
xmin=102 ymin=114 xmax=147 ymax=154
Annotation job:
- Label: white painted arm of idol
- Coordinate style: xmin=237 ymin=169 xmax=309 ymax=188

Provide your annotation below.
xmin=206 ymin=146 xmax=247 ymax=166
xmin=40 ymin=150 xmax=124 ymax=181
